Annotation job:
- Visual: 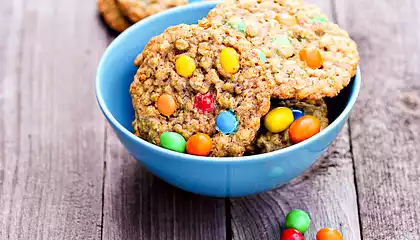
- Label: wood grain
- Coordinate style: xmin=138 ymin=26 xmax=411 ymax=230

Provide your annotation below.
xmin=0 ymin=0 xmax=108 ymax=239
xmin=335 ymin=0 xmax=420 ymax=238
xmin=229 ymin=1 xmax=361 ymax=239
xmin=102 ymin=129 xmax=226 ymax=240
xmin=2 ymin=0 xmax=420 ymax=239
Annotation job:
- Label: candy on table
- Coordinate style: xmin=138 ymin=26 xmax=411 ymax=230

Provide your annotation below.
xmin=291 ymin=109 xmax=304 ymax=121
xmin=186 ymin=133 xmax=213 ymax=156
xmin=289 ymin=115 xmax=321 ymax=143
xmin=316 ymin=228 xmax=343 ymax=240
xmin=264 ymin=107 xmax=294 ymax=133
xmin=280 ymin=228 xmax=304 ymax=240
xmin=160 ymin=132 xmax=186 ymax=153
xmin=285 ymin=209 xmax=311 ymax=234
xmin=157 ymin=93 xmax=177 ymax=117
xmin=194 ymin=92 xmax=215 ymax=114
xmin=216 ymin=110 xmax=238 ymax=135
xmin=299 ymin=46 xmax=323 ymax=69
xmin=220 ymin=47 xmax=240 ymax=74
xmin=175 ymin=55 xmax=196 ymax=77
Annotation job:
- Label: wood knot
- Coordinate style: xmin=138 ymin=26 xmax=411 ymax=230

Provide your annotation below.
xmin=399 ymin=91 xmax=420 ymax=116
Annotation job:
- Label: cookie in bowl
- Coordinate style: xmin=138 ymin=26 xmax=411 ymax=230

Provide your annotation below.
xmin=130 ymin=24 xmax=275 ymax=156
xmin=200 ymin=0 xmax=359 ymax=100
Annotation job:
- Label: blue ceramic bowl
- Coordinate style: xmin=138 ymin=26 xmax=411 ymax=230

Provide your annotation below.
xmin=95 ymin=1 xmax=361 ymax=197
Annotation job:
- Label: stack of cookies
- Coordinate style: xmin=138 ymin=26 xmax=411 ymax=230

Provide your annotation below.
xmin=129 ymin=0 xmax=359 ymax=157
xmin=97 ymin=0 xmax=188 ymax=32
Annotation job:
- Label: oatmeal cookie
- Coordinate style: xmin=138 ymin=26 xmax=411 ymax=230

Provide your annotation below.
xmin=116 ymin=0 xmax=187 ymax=23
xmin=200 ymin=0 xmax=359 ymax=100
xmin=97 ymin=0 xmax=131 ymax=32
xmin=130 ymin=24 xmax=275 ymax=156
xmin=253 ymin=99 xmax=329 ymax=153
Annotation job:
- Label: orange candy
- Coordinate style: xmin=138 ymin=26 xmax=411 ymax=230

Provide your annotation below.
xmin=316 ymin=228 xmax=343 ymax=240
xmin=276 ymin=13 xmax=298 ymax=26
xmin=289 ymin=115 xmax=321 ymax=143
xmin=299 ymin=46 xmax=323 ymax=69
xmin=157 ymin=94 xmax=177 ymax=117
xmin=186 ymin=133 xmax=213 ymax=156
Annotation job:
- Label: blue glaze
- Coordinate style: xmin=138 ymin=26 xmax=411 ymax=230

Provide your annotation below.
xmin=216 ymin=110 xmax=238 ymax=135
xmin=292 ymin=109 xmax=304 ymax=121
xmin=95 ymin=2 xmax=361 ymax=197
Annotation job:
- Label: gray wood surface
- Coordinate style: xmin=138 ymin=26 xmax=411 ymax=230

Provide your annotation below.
xmin=230 ymin=127 xmax=361 ymax=240
xmin=102 ymin=130 xmax=226 ymax=240
xmin=229 ymin=1 xmax=361 ymax=239
xmin=0 ymin=0 xmax=107 ymax=239
xmin=335 ymin=0 xmax=420 ymax=239
xmin=1 ymin=0 xmax=420 ymax=239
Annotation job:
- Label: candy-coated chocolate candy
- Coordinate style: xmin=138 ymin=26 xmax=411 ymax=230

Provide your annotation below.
xmin=292 ymin=109 xmax=304 ymax=121
xmin=276 ymin=13 xmax=298 ymax=26
xmin=285 ymin=209 xmax=311 ymax=233
xmin=310 ymin=16 xmax=328 ymax=23
xmin=157 ymin=94 xmax=177 ymax=116
xmin=316 ymin=228 xmax=343 ymax=240
xmin=160 ymin=132 xmax=186 ymax=153
xmin=299 ymin=46 xmax=323 ymax=69
xmin=280 ymin=229 xmax=304 ymax=240
xmin=176 ymin=55 xmax=196 ymax=77
xmin=186 ymin=133 xmax=213 ymax=156
xmin=273 ymin=35 xmax=292 ymax=46
xmin=264 ymin=107 xmax=294 ymax=133
xmin=257 ymin=49 xmax=267 ymax=63
xmin=194 ymin=92 xmax=215 ymax=113
xmin=228 ymin=18 xmax=246 ymax=34
xmin=289 ymin=115 xmax=321 ymax=143
xmin=220 ymin=47 xmax=240 ymax=74
xmin=216 ymin=110 xmax=238 ymax=135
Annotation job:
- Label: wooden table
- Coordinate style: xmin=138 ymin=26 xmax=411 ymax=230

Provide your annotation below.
xmin=1 ymin=0 xmax=420 ymax=239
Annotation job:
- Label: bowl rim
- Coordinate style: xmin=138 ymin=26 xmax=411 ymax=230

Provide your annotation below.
xmin=95 ymin=1 xmax=361 ymax=163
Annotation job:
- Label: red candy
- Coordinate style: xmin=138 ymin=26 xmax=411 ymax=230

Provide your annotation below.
xmin=194 ymin=93 xmax=215 ymax=113
xmin=280 ymin=229 xmax=304 ymax=240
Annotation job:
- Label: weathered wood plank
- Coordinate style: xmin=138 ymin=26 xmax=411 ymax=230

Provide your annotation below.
xmin=230 ymin=1 xmax=361 ymax=239
xmin=0 ymin=0 xmax=108 ymax=239
xmin=230 ymin=128 xmax=360 ymax=240
xmin=335 ymin=0 xmax=420 ymax=238
xmin=102 ymin=129 xmax=226 ymax=240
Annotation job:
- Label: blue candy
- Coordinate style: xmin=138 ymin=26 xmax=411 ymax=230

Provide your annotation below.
xmin=292 ymin=109 xmax=304 ymax=121
xmin=216 ymin=110 xmax=238 ymax=135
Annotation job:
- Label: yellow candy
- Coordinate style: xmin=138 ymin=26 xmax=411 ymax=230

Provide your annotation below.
xmin=220 ymin=47 xmax=240 ymax=74
xmin=264 ymin=107 xmax=294 ymax=133
xmin=176 ymin=55 xmax=196 ymax=77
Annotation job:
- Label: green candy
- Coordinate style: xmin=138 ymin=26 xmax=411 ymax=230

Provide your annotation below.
xmin=160 ymin=132 xmax=186 ymax=153
xmin=285 ymin=209 xmax=311 ymax=233
xmin=310 ymin=16 xmax=328 ymax=23
xmin=273 ymin=35 xmax=291 ymax=46
xmin=227 ymin=19 xmax=246 ymax=34
xmin=257 ymin=50 xmax=266 ymax=63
